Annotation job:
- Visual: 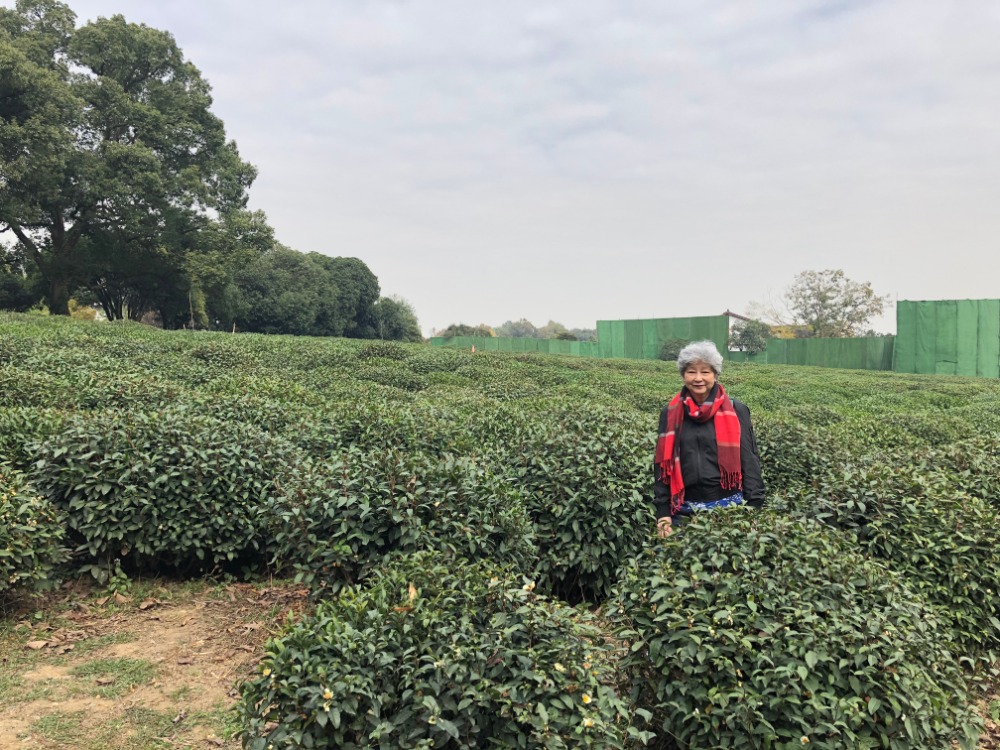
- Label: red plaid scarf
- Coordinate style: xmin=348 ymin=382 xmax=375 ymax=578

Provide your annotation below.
xmin=654 ymin=383 xmax=742 ymax=515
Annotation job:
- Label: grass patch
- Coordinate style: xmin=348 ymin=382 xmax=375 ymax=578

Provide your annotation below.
xmin=31 ymin=710 xmax=87 ymax=745
xmin=28 ymin=706 xmax=179 ymax=750
xmin=187 ymin=702 xmax=243 ymax=744
xmin=68 ymin=657 xmax=157 ymax=698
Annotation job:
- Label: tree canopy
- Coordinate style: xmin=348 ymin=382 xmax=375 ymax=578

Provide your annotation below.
xmin=785 ymin=269 xmax=890 ymax=338
xmin=729 ymin=319 xmax=770 ymax=353
xmin=488 ymin=319 xmax=596 ymax=341
xmin=0 ymin=1 xmax=417 ymax=342
xmin=747 ymin=269 xmax=890 ymax=339
xmin=374 ymin=296 xmax=422 ymax=343
xmin=0 ymin=0 xmax=257 ymax=316
xmin=437 ymin=323 xmax=495 ymax=338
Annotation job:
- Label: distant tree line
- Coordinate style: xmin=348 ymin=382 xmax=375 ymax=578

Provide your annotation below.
xmin=0 ymin=0 xmax=420 ymax=341
xmin=436 ymin=318 xmax=596 ymax=342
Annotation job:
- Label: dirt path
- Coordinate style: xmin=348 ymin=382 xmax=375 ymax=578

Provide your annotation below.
xmin=0 ymin=583 xmax=309 ymax=750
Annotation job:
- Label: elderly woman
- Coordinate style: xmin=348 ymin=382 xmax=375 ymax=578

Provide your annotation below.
xmin=653 ymin=340 xmax=765 ymax=537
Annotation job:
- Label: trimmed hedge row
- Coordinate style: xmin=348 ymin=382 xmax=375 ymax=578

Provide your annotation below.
xmin=265 ymin=449 xmax=534 ymax=592
xmin=612 ymin=510 xmax=979 ymax=750
xmin=781 ymin=462 xmax=1000 ymax=665
xmin=30 ymin=408 xmax=296 ymax=580
xmin=239 ymin=553 xmax=640 ymax=750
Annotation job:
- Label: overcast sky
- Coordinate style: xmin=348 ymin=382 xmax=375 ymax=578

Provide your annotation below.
xmin=12 ymin=0 xmax=1000 ymax=334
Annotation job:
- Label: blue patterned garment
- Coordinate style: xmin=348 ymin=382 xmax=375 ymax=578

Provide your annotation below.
xmin=678 ymin=491 xmax=745 ymax=514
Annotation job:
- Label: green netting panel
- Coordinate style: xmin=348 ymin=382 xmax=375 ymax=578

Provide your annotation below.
xmin=787 ymin=340 xmax=806 ymax=366
xmin=671 ymin=317 xmax=694 ymax=340
xmin=866 ymin=337 xmax=894 ymax=370
xmin=498 ymin=338 xmax=513 ymax=352
xmin=956 ymin=300 xmax=979 ymax=377
xmin=579 ymin=342 xmax=599 ymax=358
xmin=590 ymin=316 xmax=729 ymax=361
xmin=727 ymin=350 xmax=747 ymax=363
xmin=978 ymin=300 xmax=1000 ymax=378
xmin=611 ymin=321 xmax=627 ymax=358
xmin=771 ymin=337 xmax=893 ymax=371
xmin=430 ymin=337 xmax=446 ymax=347
xmin=597 ymin=321 xmax=614 ymax=359
xmin=914 ymin=302 xmax=936 ymax=375
xmin=641 ymin=319 xmax=659 ymax=359
xmin=893 ymin=302 xmax=917 ymax=373
xmin=766 ymin=339 xmax=786 ymax=365
xmin=655 ymin=319 xmax=677 ymax=358
xmin=832 ymin=339 xmax=850 ymax=369
xmin=483 ymin=338 xmax=500 ymax=351
xmin=689 ymin=317 xmax=715 ymax=342
xmin=934 ymin=300 xmax=958 ymax=375
xmin=623 ymin=320 xmax=643 ymax=359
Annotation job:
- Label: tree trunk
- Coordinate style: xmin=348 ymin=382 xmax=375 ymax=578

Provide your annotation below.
xmin=47 ymin=277 xmax=71 ymax=316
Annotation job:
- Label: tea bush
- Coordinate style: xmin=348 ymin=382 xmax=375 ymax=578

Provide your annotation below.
xmin=612 ymin=510 xmax=978 ymax=750
xmin=265 ymin=449 xmax=535 ymax=592
xmin=239 ymin=552 xmax=640 ymax=749
xmin=31 ymin=408 xmax=296 ymax=579
xmin=754 ymin=415 xmax=847 ymax=495
xmin=786 ymin=463 xmax=1000 ymax=662
xmin=499 ymin=405 xmax=651 ymax=603
xmin=280 ymin=399 xmax=476 ymax=460
xmin=0 ymin=407 xmax=67 ymax=470
xmin=0 ymin=469 xmax=67 ymax=598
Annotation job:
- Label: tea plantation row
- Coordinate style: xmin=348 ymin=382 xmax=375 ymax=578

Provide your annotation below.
xmin=2 ymin=313 xmax=999 ymax=749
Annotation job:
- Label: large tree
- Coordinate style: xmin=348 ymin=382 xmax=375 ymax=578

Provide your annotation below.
xmin=228 ymin=247 xmax=382 ymax=338
xmin=495 ymin=318 xmax=539 ymax=338
xmin=729 ymin=318 xmax=770 ymax=353
xmin=373 ymin=296 xmax=422 ymax=342
xmin=0 ymin=0 xmax=255 ymax=314
xmin=784 ymin=269 xmax=890 ymax=338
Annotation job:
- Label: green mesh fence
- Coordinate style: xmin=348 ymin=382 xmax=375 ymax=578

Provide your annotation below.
xmin=894 ymin=299 xmax=1000 ymax=378
xmin=728 ymin=337 xmax=894 ymax=370
xmin=596 ymin=315 xmax=729 ymax=360
xmin=436 ymin=316 xmax=726 ymax=364
xmin=431 ymin=300 xmax=999 ymax=379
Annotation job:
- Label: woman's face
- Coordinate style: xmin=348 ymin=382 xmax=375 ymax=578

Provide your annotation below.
xmin=683 ymin=360 xmax=716 ymax=403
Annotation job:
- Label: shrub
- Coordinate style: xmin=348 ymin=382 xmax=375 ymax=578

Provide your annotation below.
xmin=785 ymin=462 xmax=1000 ymax=664
xmin=31 ymin=409 xmax=295 ymax=579
xmin=281 ymin=399 xmax=476 ymax=460
xmin=658 ymin=339 xmax=689 ymax=362
xmin=265 ymin=449 xmax=535 ymax=592
xmin=356 ymin=341 xmax=410 ymax=361
xmin=754 ymin=415 xmax=847 ymax=495
xmin=0 ymin=407 xmax=67 ymax=470
xmin=0 ymin=469 xmax=67 ymax=599
xmin=238 ymin=552 xmax=640 ymax=749
xmin=611 ymin=510 xmax=978 ymax=750
xmin=500 ymin=406 xmax=651 ymax=603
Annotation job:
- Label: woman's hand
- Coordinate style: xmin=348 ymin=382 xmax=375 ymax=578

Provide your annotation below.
xmin=657 ymin=517 xmax=672 ymax=538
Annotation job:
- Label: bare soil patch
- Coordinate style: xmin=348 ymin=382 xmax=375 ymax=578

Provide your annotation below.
xmin=0 ymin=582 xmax=310 ymax=750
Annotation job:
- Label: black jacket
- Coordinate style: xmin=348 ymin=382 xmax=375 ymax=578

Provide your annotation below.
xmin=653 ymin=397 xmax=765 ymax=520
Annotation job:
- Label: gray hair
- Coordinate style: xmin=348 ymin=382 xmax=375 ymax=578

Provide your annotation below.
xmin=677 ymin=340 xmax=724 ymax=376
